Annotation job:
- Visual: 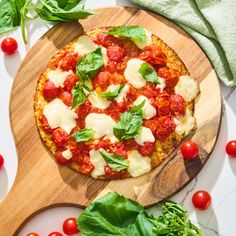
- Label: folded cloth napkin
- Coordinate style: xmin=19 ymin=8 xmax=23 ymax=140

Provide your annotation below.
xmin=128 ymin=0 xmax=236 ymax=87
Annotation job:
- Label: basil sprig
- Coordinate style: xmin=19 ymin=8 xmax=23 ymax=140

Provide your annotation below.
xmin=72 ymin=128 xmax=95 ymax=142
xmin=101 ymin=85 xmax=125 ymax=101
xmin=107 ymin=25 xmax=146 ymax=45
xmin=139 ymin=62 xmax=161 ymax=84
xmin=100 ymin=151 xmax=129 ymax=171
xmin=71 ymin=81 xmax=91 ymax=108
xmin=76 ymin=47 xmax=104 ymax=81
xmin=113 ymin=101 xmax=145 ymax=140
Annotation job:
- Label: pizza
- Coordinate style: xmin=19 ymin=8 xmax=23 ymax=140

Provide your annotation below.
xmin=34 ymin=25 xmax=200 ymax=179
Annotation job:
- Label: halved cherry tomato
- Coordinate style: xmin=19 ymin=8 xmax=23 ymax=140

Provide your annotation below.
xmin=158 ymin=67 xmax=179 ymax=88
xmin=93 ymin=71 xmax=109 ymax=90
xmin=55 ymin=151 xmax=71 ymax=165
xmin=39 ymin=115 xmax=53 ymax=134
xmin=63 ymin=217 xmax=79 ymax=235
xmin=60 ymin=91 xmax=72 ymax=106
xmin=156 ymin=94 xmax=170 ymax=117
xmin=48 ymin=232 xmax=62 ymax=236
xmin=107 ymin=46 xmax=125 ymax=62
xmin=143 ymin=118 xmax=159 ymax=133
xmin=0 ymin=154 xmax=4 ymax=169
xmin=226 ymin=140 xmax=236 ymax=157
xmin=52 ymin=128 xmax=68 ymax=148
xmin=26 ymin=233 xmax=39 ymax=236
xmin=96 ymin=32 xmax=121 ymax=47
xmin=156 ymin=117 xmax=176 ymax=141
xmin=43 ymin=81 xmax=60 ymax=101
xmin=138 ymin=142 xmax=155 ymax=156
xmin=63 ymin=73 xmax=77 ymax=92
xmin=170 ymin=94 xmax=186 ymax=116
xmin=192 ymin=190 xmax=211 ymax=210
xmin=181 ymin=141 xmax=199 ymax=160
xmin=59 ymin=52 xmax=79 ymax=71
xmin=1 ymin=37 xmax=18 ymax=55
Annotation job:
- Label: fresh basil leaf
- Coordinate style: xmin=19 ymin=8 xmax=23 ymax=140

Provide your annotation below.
xmin=71 ymin=81 xmax=88 ymax=108
xmin=0 ymin=0 xmax=20 ymax=35
xmin=113 ymin=101 xmax=145 ymax=140
xmin=76 ymin=47 xmax=104 ymax=81
xmin=139 ymin=62 xmax=161 ymax=85
xmin=35 ymin=0 xmax=93 ymax=22
xmin=107 ymin=26 xmax=146 ymax=44
xmin=73 ymin=128 xmax=94 ymax=142
xmin=101 ymin=85 xmax=125 ymax=101
xmin=99 ymin=151 xmax=128 ymax=171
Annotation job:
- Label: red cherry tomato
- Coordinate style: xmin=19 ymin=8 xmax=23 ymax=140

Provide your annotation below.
xmin=60 ymin=91 xmax=72 ymax=106
xmin=1 ymin=37 xmax=18 ymax=55
xmin=52 ymin=128 xmax=68 ymax=148
xmin=43 ymin=81 xmax=60 ymax=101
xmin=0 ymin=154 xmax=4 ymax=168
xmin=63 ymin=74 xmax=77 ymax=91
xmin=181 ymin=141 xmax=199 ymax=160
xmin=192 ymin=190 xmax=211 ymax=210
xmin=170 ymin=94 xmax=186 ymax=116
xmin=226 ymin=140 xmax=236 ymax=157
xmin=26 ymin=233 xmax=39 ymax=236
xmin=48 ymin=232 xmax=62 ymax=236
xmin=63 ymin=217 xmax=79 ymax=235
xmin=107 ymin=46 xmax=125 ymax=62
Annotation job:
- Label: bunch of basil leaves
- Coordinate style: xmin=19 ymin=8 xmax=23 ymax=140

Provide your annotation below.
xmin=0 ymin=0 xmax=93 ymax=43
xmin=77 ymin=192 xmax=203 ymax=236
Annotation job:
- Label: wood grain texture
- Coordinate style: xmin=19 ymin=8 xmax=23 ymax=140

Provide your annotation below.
xmin=0 ymin=7 xmax=221 ymax=235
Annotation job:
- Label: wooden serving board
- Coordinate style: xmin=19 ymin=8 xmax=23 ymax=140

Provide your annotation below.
xmin=0 ymin=7 xmax=221 ymax=235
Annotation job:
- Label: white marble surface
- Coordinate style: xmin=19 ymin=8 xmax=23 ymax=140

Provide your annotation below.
xmin=0 ymin=0 xmax=236 ymax=235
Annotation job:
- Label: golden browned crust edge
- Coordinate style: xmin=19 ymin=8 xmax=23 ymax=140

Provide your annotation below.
xmin=34 ymin=26 xmax=198 ymax=180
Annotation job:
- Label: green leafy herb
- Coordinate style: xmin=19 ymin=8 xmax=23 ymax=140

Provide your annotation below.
xmin=113 ymin=101 xmax=145 ymax=140
xmin=0 ymin=0 xmax=20 ymax=35
xmin=73 ymin=128 xmax=95 ymax=142
xmin=76 ymin=47 xmax=104 ymax=81
xmin=139 ymin=62 xmax=161 ymax=84
xmin=77 ymin=192 xmax=203 ymax=236
xmin=71 ymin=81 xmax=91 ymax=108
xmin=35 ymin=0 xmax=93 ymax=22
xmin=107 ymin=26 xmax=146 ymax=45
xmin=99 ymin=151 xmax=129 ymax=171
xmin=100 ymin=84 xmax=125 ymax=101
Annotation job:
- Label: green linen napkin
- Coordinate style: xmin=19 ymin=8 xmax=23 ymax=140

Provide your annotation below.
xmin=128 ymin=0 xmax=236 ymax=87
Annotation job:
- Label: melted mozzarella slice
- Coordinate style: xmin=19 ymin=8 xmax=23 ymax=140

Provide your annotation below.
xmin=124 ymin=58 xmax=147 ymax=89
xmin=127 ymin=150 xmax=151 ymax=177
xmin=85 ymin=113 xmax=118 ymax=143
xmin=74 ymin=35 xmax=108 ymax=65
xmin=174 ymin=108 xmax=195 ymax=136
xmin=88 ymin=92 xmax=110 ymax=109
xmin=47 ymin=68 xmax=73 ymax=88
xmin=89 ymin=148 xmax=106 ymax=178
xmin=134 ymin=29 xmax=153 ymax=49
xmin=156 ymin=77 xmax=166 ymax=92
xmin=135 ymin=126 xmax=155 ymax=146
xmin=134 ymin=95 xmax=156 ymax=119
xmin=105 ymin=84 xmax=130 ymax=103
xmin=62 ymin=149 xmax=72 ymax=160
xmin=175 ymin=75 xmax=199 ymax=102
xmin=43 ymin=98 xmax=78 ymax=134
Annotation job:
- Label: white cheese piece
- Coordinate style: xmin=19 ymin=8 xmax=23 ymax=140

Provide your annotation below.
xmin=134 ymin=95 xmax=156 ymax=119
xmin=174 ymin=75 xmax=199 ymax=102
xmin=74 ymin=35 xmax=108 ymax=65
xmin=135 ymin=126 xmax=155 ymax=146
xmin=105 ymin=84 xmax=130 ymax=103
xmin=89 ymin=148 xmax=106 ymax=178
xmin=62 ymin=149 xmax=72 ymax=160
xmin=127 ymin=150 xmax=151 ymax=177
xmin=174 ymin=108 xmax=195 ymax=136
xmin=47 ymin=68 xmax=73 ymax=88
xmin=43 ymin=98 xmax=78 ymax=134
xmin=134 ymin=29 xmax=153 ymax=49
xmin=88 ymin=92 xmax=110 ymax=109
xmin=85 ymin=113 xmax=118 ymax=143
xmin=124 ymin=58 xmax=147 ymax=89
xmin=156 ymin=77 xmax=166 ymax=92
